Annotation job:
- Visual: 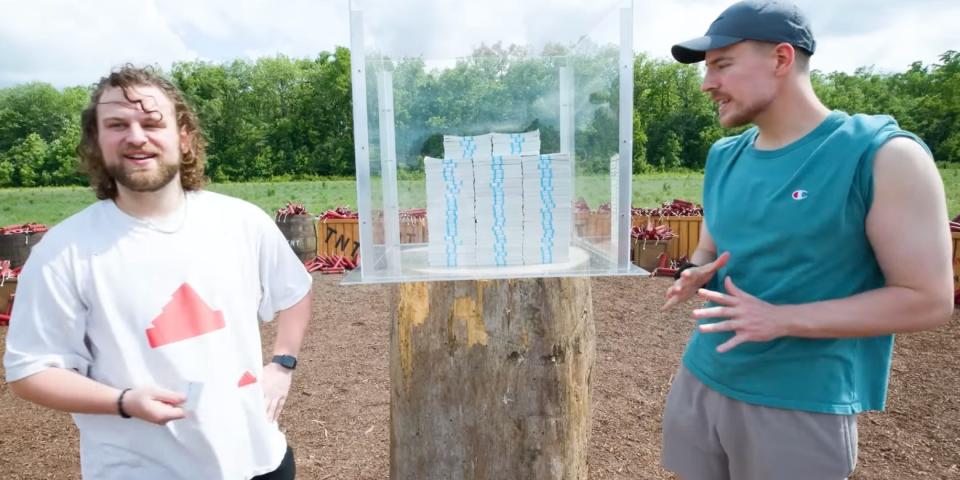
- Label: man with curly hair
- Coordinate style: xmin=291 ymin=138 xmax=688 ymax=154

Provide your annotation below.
xmin=3 ymin=65 xmax=313 ymax=480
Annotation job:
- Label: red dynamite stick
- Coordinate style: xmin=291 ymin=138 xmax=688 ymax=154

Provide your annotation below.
xmin=657 ymin=253 xmax=670 ymax=269
xmin=654 ymin=267 xmax=678 ymax=277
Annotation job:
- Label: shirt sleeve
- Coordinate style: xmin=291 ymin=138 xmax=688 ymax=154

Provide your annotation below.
xmin=3 ymin=248 xmax=92 ymax=382
xmin=256 ymin=213 xmax=313 ymax=322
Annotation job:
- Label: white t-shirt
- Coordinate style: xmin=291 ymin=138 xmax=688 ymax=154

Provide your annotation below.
xmin=3 ymin=191 xmax=313 ymax=479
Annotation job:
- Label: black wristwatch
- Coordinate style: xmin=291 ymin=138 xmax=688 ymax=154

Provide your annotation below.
xmin=271 ymin=355 xmax=298 ymax=370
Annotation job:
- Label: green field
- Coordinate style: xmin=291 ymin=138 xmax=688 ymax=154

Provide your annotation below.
xmin=1 ymin=167 xmax=958 ymax=226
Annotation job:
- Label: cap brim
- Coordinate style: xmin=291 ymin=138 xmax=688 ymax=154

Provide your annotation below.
xmin=671 ymin=35 xmax=744 ymax=63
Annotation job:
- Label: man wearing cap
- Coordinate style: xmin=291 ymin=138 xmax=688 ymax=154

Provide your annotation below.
xmin=660 ymin=1 xmax=952 ymax=479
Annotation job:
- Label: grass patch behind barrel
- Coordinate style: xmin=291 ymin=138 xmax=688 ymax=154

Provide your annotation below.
xmin=2 ymin=166 xmax=959 ymax=226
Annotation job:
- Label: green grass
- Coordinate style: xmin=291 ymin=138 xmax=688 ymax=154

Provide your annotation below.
xmin=0 ymin=186 xmax=97 ymax=226
xmin=942 ymin=165 xmax=960 ymax=220
xmin=1 ymin=167 xmax=958 ymax=226
xmin=208 ymin=180 xmax=357 ymax=217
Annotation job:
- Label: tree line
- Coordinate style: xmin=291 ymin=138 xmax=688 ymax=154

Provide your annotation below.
xmin=0 ymin=45 xmax=956 ymax=188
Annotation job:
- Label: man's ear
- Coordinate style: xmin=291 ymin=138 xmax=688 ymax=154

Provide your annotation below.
xmin=180 ymin=127 xmax=190 ymax=155
xmin=773 ymin=42 xmax=796 ymax=76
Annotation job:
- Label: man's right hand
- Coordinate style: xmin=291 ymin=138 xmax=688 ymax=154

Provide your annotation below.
xmin=662 ymin=251 xmax=730 ymax=311
xmin=122 ymin=385 xmax=187 ymax=424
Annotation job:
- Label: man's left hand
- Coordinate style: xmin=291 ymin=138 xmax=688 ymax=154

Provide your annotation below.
xmin=692 ymin=276 xmax=787 ymax=353
xmin=261 ymin=362 xmax=293 ymax=422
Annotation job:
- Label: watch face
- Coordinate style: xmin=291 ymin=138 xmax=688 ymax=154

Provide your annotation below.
xmin=274 ymin=355 xmax=297 ymax=369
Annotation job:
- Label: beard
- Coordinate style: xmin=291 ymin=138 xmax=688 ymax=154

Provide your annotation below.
xmin=718 ymin=94 xmax=774 ymax=129
xmin=106 ymin=158 xmax=180 ymax=193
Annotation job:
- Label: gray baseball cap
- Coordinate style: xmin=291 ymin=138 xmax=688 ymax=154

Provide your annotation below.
xmin=671 ymin=0 xmax=816 ymax=64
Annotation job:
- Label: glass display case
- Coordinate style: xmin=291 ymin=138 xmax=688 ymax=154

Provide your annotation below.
xmin=345 ymin=0 xmax=642 ymax=284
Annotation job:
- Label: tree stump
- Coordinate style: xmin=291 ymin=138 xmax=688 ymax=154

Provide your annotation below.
xmin=390 ymin=277 xmax=595 ymax=480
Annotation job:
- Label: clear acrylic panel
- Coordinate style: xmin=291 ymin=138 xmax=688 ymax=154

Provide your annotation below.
xmin=346 ymin=0 xmax=643 ymax=284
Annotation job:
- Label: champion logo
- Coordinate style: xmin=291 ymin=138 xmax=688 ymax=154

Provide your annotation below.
xmin=792 ymin=190 xmax=809 ymax=200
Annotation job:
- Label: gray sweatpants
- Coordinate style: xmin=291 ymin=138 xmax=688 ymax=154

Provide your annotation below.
xmin=661 ymin=365 xmax=858 ymax=480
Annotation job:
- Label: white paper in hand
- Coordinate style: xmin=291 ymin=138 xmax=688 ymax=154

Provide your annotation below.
xmin=182 ymin=382 xmax=204 ymax=412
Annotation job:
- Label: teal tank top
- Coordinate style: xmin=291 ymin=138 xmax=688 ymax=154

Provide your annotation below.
xmin=685 ymin=111 xmax=928 ymax=415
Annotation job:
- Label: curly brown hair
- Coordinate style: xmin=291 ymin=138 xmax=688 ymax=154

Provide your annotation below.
xmin=78 ymin=64 xmax=208 ymax=200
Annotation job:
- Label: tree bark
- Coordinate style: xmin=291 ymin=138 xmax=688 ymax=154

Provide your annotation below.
xmin=390 ymin=277 xmax=595 ymax=480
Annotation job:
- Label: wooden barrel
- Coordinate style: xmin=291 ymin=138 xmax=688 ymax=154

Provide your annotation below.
xmin=275 ymin=215 xmax=318 ymax=263
xmin=391 ymin=277 xmax=594 ymax=479
xmin=952 ymin=232 xmax=960 ymax=296
xmin=0 ymin=277 xmax=15 ymax=322
xmin=0 ymin=232 xmax=46 ymax=268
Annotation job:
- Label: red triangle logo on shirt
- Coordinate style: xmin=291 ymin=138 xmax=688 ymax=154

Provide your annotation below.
xmin=238 ymin=371 xmax=257 ymax=387
xmin=145 ymin=283 xmax=225 ymax=348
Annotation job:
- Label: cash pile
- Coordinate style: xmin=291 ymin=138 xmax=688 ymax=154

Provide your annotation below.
xmin=492 ymin=131 xmax=540 ymax=156
xmin=424 ymin=129 xmax=572 ymax=267
xmin=474 ymin=155 xmax=524 ymax=266
xmin=521 ymin=153 xmax=572 ymax=265
xmin=424 ymin=156 xmax=477 ymax=267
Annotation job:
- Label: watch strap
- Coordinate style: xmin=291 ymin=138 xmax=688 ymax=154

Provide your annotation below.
xmin=674 ymin=262 xmax=699 ymax=280
xmin=271 ymin=354 xmax=297 ymax=370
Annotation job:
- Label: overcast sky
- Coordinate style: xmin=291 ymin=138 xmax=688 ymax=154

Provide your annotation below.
xmin=0 ymin=0 xmax=956 ymax=88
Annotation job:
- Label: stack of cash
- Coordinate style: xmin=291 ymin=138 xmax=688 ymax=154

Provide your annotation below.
xmin=425 ymin=156 xmax=477 ymax=267
xmin=521 ymin=153 xmax=572 ymax=265
xmin=425 ymin=130 xmax=572 ymax=268
xmin=474 ymin=155 xmax=524 ymax=266
xmin=443 ymin=134 xmax=492 ymax=159
xmin=492 ymin=131 xmax=540 ymax=156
